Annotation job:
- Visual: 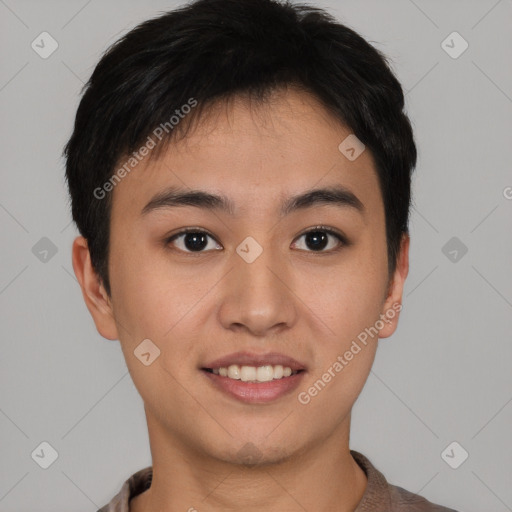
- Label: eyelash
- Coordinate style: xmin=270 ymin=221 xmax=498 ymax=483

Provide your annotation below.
xmin=164 ymin=225 xmax=348 ymax=254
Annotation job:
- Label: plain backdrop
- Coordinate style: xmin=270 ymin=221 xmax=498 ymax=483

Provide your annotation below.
xmin=1 ymin=0 xmax=511 ymax=510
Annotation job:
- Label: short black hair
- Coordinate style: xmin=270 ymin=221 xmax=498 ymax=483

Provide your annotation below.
xmin=64 ymin=0 xmax=417 ymax=297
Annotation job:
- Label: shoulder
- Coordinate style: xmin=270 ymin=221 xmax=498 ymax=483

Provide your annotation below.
xmin=388 ymin=483 xmax=459 ymax=511
xmin=351 ymin=450 xmax=459 ymax=512
xmin=96 ymin=466 xmax=153 ymax=512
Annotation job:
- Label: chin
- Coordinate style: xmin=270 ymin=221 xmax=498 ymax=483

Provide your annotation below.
xmin=205 ymin=437 xmax=300 ymax=468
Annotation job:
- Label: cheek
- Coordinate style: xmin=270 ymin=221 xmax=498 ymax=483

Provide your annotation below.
xmin=296 ymin=340 xmax=377 ymax=440
xmin=109 ymin=250 xmax=204 ymax=411
xmin=296 ymin=269 xmax=383 ymax=421
xmin=108 ymin=237 xmax=181 ymax=344
xmin=109 ymin=242 xmax=215 ymax=358
xmin=303 ymin=253 xmax=387 ymax=342
xmin=296 ymin=242 xmax=387 ymax=402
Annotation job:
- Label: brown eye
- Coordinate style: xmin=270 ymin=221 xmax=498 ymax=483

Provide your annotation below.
xmin=292 ymin=227 xmax=347 ymax=252
xmin=166 ymin=229 xmax=222 ymax=253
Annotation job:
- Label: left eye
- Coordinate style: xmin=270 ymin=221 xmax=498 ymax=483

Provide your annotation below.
xmin=292 ymin=228 xmax=345 ymax=252
xmin=166 ymin=227 xmax=346 ymax=253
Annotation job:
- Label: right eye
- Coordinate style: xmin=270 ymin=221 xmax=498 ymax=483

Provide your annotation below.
xmin=165 ymin=228 xmax=223 ymax=253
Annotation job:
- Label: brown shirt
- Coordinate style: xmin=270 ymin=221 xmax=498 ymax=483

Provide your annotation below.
xmin=97 ymin=450 xmax=458 ymax=511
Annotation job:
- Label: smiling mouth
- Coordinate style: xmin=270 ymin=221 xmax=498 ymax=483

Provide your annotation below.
xmin=202 ymin=364 xmax=304 ymax=383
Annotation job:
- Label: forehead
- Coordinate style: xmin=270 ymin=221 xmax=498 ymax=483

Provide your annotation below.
xmin=110 ymin=87 xmax=382 ymax=220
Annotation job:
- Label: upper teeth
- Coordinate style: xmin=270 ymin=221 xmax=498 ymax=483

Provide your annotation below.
xmin=212 ymin=364 xmax=295 ymax=382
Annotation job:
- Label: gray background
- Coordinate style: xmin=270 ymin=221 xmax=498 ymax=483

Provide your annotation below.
xmin=1 ymin=0 xmax=511 ymax=510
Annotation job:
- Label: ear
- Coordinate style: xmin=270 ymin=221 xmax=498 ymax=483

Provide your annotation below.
xmin=378 ymin=233 xmax=409 ymax=339
xmin=71 ymin=236 xmax=119 ymax=340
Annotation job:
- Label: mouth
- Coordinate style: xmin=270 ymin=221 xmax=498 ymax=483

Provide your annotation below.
xmin=202 ymin=364 xmax=304 ymax=383
xmin=201 ymin=352 xmax=307 ymax=403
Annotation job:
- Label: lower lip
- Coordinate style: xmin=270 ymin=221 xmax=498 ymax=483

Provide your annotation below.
xmin=201 ymin=369 xmax=306 ymax=404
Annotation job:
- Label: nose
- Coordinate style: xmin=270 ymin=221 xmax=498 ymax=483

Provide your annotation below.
xmin=217 ymin=239 xmax=298 ymax=337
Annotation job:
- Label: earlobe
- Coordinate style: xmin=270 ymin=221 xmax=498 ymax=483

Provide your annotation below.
xmin=378 ymin=234 xmax=410 ymax=339
xmin=71 ymin=236 xmax=119 ymax=341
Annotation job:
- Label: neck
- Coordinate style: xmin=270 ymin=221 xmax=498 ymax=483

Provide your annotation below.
xmin=131 ymin=412 xmax=367 ymax=512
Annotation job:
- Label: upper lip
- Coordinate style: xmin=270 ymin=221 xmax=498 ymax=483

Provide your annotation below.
xmin=203 ymin=351 xmax=306 ymax=371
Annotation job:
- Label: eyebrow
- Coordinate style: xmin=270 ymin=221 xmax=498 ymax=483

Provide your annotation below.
xmin=140 ymin=184 xmax=365 ymax=218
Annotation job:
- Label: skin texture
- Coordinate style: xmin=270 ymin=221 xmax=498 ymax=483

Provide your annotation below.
xmin=72 ymin=87 xmax=409 ymax=511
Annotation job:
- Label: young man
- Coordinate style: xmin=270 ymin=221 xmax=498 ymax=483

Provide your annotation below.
xmin=65 ymin=0 xmax=458 ymax=510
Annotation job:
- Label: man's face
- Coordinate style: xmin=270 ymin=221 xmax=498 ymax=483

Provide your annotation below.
xmin=85 ymin=88 xmax=407 ymax=465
